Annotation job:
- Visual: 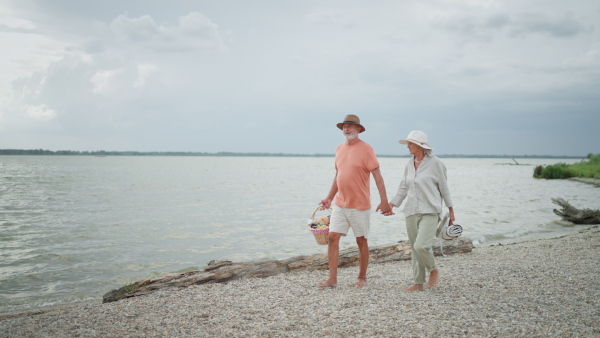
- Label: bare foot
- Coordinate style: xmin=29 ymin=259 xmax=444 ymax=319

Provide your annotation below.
xmin=404 ymin=284 xmax=424 ymax=291
xmin=427 ymin=269 xmax=439 ymax=288
xmin=317 ymin=279 xmax=337 ymax=288
xmin=354 ymin=277 xmax=367 ymax=287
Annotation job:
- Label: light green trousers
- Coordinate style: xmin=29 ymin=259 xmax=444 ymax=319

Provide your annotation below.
xmin=406 ymin=213 xmax=438 ymax=284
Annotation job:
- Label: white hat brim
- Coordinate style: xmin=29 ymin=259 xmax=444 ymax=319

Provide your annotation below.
xmin=399 ymin=139 xmax=432 ymax=150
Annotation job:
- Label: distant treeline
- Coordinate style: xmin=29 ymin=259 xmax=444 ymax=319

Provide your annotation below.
xmin=0 ymin=149 xmax=332 ymax=157
xmin=0 ymin=149 xmax=586 ymax=159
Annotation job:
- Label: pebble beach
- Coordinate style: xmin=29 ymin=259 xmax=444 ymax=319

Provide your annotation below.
xmin=1 ymin=226 xmax=599 ymax=337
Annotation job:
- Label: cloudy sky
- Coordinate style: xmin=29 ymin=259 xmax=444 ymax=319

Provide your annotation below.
xmin=0 ymin=0 xmax=598 ymax=156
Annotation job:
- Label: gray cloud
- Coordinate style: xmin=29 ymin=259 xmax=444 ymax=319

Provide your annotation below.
xmin=305 ymin=8 xmax=360 ymax=28
xmin=0 ymin=1 xmax=598 ymax=156
xmin=110 ymin=12 xmax=224 ymax=52
xmin=0 ymin=23 xmax=37 ymax=34
xmin=509 ymin=12 xmax=586 ymax=37
xmin=435 ymin=11 xmax=587 ymax=42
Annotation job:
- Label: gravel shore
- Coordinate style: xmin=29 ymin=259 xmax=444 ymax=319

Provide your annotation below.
xmin=2 ymin=226 xmax=599 ymax=337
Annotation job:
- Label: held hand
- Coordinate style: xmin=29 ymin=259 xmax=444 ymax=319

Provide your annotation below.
xmin=319 ymin=199 xmax=332 ymax=210
xmin=448 ymin=209 xmax=456 ymax=225
xmin=376 ymin=202 xmax=394 ymax=216
xmin=383 ymin=202 xmax=396 ymax=216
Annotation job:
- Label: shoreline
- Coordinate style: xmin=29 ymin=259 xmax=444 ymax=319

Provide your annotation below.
xmin=2 ymin=225 xmax=598 ymax=336
xmin=0 ymin=220 xmax=591 ymax=317
xmin=569 ymin=177 xmax=600 ymax=187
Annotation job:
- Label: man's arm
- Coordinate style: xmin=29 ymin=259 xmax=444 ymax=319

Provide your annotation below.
xmin=389 ymin=165 xmax=408 ymax=208
xmin=372 ymin=168 xmax=393 ymax=215
xmin=319 ymin=171 xmax=338 ymax=209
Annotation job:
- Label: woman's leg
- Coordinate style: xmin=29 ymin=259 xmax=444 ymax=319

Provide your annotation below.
xmin=405 ymin=215 xmax=426 ymax=289
xmin=412 ymin=214 xmax=439 ymax=287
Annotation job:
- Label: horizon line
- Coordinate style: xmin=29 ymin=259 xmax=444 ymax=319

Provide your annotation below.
xmin=0 ymin=149 xmax=588 ymax=158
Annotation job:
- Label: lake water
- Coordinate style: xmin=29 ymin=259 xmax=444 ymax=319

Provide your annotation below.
xmin=1 ymin=155 xmax=598 ymax=313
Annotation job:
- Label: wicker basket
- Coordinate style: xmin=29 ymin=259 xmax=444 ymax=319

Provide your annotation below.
xmin=308 ymin=207 xmax=330 ymax=245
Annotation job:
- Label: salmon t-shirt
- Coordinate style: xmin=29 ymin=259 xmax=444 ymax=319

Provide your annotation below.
xmin=334 ymin=139 xmax=380 ymax=210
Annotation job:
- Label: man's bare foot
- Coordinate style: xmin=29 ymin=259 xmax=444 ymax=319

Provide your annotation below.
xmin=427 ymin=269 xmax=439 ymax=288
xmin=404 ymin=284 xmax=424 ymax=291
xmin=317 ymin=280 xmax=337 ymax=288
xmin=354 ymin=277 xmax=367 ymax=287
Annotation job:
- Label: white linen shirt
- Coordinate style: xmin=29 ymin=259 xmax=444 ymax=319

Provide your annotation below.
xmin=390 ymin=153 xmax=453 ymax=217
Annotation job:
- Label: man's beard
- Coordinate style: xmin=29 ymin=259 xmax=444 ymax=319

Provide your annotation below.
xmin=345 ymin=132 xmax=358 ymax=141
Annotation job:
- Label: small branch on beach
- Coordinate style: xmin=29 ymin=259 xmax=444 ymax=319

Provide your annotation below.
xmin=497 ymin=155 xmax=528 ymax=166
xmin=552 ymin=198 xmax=600 ymax=225
xmin=103 ymin=238 xmax=473 ymax=303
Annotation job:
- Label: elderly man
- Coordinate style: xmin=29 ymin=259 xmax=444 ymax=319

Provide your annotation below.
xmin=318 ymin=114 xmax=393 ymax=288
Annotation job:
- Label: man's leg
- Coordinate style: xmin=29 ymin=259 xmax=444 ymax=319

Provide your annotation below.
xmin=355 ymin=236 xmax=369 ymax=287
xmin=318 ymin=232 xmax=343 ymax=287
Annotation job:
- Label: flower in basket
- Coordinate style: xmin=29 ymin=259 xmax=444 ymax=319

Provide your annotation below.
xmin=308 ymin=219 xmax=319 ymax=228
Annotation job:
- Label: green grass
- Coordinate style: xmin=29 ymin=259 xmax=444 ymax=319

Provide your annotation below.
xmin=533 ymin=153 xmax=600 ymax=180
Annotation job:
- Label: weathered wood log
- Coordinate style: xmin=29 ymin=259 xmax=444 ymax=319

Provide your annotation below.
xmin=103 ymin=238 xmax=472 ymax=303
xmin=552 ymin=198 xmax=600 ymax=224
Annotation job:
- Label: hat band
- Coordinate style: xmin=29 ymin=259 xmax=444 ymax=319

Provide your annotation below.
xmin=343 ymin=120 xmax=358 ymax=124
xmin=407 ymin=138 xmax=430 ymax=147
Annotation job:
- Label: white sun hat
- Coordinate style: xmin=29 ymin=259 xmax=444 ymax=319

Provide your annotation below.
xmin=399 ymin=130 xmax=433 ymax=150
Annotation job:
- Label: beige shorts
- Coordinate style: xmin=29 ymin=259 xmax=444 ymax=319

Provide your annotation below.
xmin=329 ymin=205 xmax=371 ymax=238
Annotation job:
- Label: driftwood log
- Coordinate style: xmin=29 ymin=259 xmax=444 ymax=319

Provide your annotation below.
xmin=552 ymin=198 xmax=600 ymax=225
xmin=103 ymin=238 xmax=473 ymax=303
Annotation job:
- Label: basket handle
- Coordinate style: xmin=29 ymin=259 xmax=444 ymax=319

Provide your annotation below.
xmin=311 ymin=206 xmax=332 ymax=219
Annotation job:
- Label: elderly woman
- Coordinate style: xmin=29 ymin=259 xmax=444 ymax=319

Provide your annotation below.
xmin=389 ymin=130 xmax=455 ymax=291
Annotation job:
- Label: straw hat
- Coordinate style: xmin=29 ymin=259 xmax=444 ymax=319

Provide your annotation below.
xmin=336 ymin=114 xmax=365 ymax=133
xmin=399 ymin=130 xmax=432 ymax=150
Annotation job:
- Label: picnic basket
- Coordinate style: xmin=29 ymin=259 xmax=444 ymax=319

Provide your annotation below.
xmin=307 ymin=207 xmax=331 ymax=245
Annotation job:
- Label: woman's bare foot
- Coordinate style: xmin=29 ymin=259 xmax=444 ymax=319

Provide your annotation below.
xmin=404 ymin=284 xmax=424 ymax=291
xmin=354 ymin=277 xmax=367 ymax=287
xmin=317 ymin=279 xmax=337 ymax=288
xmin=427 ymin=269 xmax=439 ymax=288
